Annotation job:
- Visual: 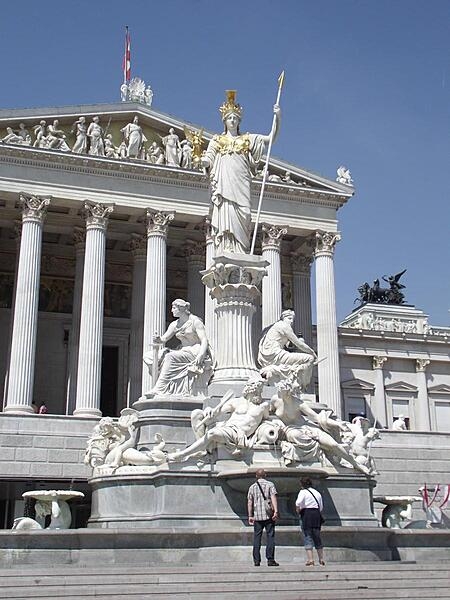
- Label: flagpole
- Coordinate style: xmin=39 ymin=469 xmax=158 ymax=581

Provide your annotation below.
xmin=250 ymin=71 xmax=285 ymax=255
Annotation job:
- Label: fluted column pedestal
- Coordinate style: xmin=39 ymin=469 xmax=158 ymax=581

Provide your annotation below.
xmin=4 ymin=194 xmax=50 ymax=414
xmin=65 ymin=228 xmax=85 ymax=414
xmin=261 ymin=224 xmax=287 ymax=328
xmin=127 ymin=234 xmax=147 ymax=406
xmin=372 ymin=356 xmax=388 ymax=427
xmin=292 ymin=253 xmax=313 ymax=347
xmin=140 ymin=210 xmax=174 ymax=397
xmin=314 ymin=231 xmax=342 ymax=418
xmin=185 ymin=240 xmax=206 ymax=320
xmin=74 ymin=202 xmax=113 ymax=417
xmin=415 ymin=359 xmax=431 ymax=430
xmin=204 ymin=253 xmax=268 ymax=389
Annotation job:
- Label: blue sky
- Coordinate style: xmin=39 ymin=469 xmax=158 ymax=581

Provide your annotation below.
xmin=1 ymin=0 xmax=449 ymax=324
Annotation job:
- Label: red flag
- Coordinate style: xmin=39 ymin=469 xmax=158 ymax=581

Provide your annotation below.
xmin=122 ymin=27 xmax=131 ymax=83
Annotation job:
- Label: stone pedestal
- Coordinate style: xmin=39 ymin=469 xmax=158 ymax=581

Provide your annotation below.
xmin=202 ymin=253 xmax=268 ymax=387
xmin=4 ymin=194 xmax=50 ymax=414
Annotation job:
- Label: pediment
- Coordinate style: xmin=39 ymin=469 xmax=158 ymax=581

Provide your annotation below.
xmin=341 ymin=378 xmax=375 ymax=391
xmin=385 ymin=381 xmax=418 ymax=393
xmin=428 ymin=384 xmax=450 ymax=395
xmin=0 ymin=102 xmax=352 ymax=198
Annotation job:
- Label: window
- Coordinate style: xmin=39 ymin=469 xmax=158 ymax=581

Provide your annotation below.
xmin=392 ymin=399 xmax=410 ymax=429
xmin=435 ymin=402 xmax=450 ymax=432
xmin=347 ymin=397 xmax=367 ymax=422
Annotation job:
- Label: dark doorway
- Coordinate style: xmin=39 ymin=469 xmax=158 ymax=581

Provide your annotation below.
xmin=100 ymin=346 xmax=119 ymax=416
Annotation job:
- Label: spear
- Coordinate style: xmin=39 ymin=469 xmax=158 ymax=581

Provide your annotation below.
xmin=250 ymin=70 xmax=285 ymax=255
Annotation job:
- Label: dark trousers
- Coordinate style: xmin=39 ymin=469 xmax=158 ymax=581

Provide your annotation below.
xmin=253 ymin=519 xmax=275 ymax=563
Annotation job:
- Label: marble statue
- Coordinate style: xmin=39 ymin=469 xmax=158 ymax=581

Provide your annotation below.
xmin=16 ymin=123 xmax=32 ymax=145
xmin=168 ymin=378 xmax=269 ymax=461
xmin=161 ymin=128 xmax=181 ymax=166
xmin=120 ymin=83 xmax=128 ymax=102
xmin=0 ymin=127 xmax=26 ymax=145
xmin=374 ymin=496 xmax=421 ymax=528
xmin=84 ymin=408 xmax=167 ymax=469
xmin=104 ymin=134 xmax=118 ymax=158
xmin=144 ymin=86 xmax=153 ymax=106
xmin=120 ymin=116 xmax=147 ymax=158
xmin=392 ymin=415 xmax=407 ymax=431
xmin=121 ymin=77 xmax=153 ymax=105
xmin=144 ymin=299 xmax=212 ymax=397
xmin=180 ymin=139 xmax=193 ymax=169
xmin=201 ymin=90 xmax=280 ymax=254
xmin=147 ymin=141 xmax=165 ymax=164
xmin=71 ymin=116 xmax=88 ymax=154
xmin=258 ymin=309 xmax=316 ymax=390
xmin=336 ymin=165 xmax=353 ymax=186
xmin=47 ymin=120 xmax=70 ymax=151
xmin=87 ymin=116 xmax=105 ymax=156
xmin=13 ymin=490 xmax=84 ymax=530
xmin=33 ymin=120 xmax=48 ymax=148
xmin=345 ymin=417 xmax=379 ymax=475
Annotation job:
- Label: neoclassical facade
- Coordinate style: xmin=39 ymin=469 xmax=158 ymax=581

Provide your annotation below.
xmin=0 ymin=100 xmax=448 ymax=526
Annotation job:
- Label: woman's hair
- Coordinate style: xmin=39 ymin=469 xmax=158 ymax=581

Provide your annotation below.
xmin=280 ymin=309 xmax=295 ymax=320
xmin=300 ymin=477 xmax=312 ymax=489
xmin=172 ymin=298 xmax=191 ymax=312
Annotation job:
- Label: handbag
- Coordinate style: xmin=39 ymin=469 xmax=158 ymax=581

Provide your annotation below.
xmin=256 ymin=480 xmax=274 ymax=519
xmin=306 ymin=488 xmax=325 ymax=525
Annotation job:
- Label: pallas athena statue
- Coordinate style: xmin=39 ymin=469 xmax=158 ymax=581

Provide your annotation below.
xmin=201 ymin=91 xmax=280 ymax=255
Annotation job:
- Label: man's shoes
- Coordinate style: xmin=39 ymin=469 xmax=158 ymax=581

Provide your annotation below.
xmin=267 ymin=560 xmax=279 ymax=566
xmin=254 ymin=561 xmax=260 ymax=566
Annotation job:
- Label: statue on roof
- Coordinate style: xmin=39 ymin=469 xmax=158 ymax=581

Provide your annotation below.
xmin=201 ymin=90 xmax=280 ymax=254
xmin=336 ymin=165 xmax=353 ymax=186
xmin=356 ymin=270 xmax=407 ymax=306
xmin=120 ymin=116 xmax=147 ymax=159
xmin=121 ymin=77 xmax=153 ymax=106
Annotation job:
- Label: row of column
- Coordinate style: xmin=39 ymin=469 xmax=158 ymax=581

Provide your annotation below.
xmin=2 ymin=195 xmax=342 ymax=418
xmin=372 ymin=356 xmax=432 ymax=429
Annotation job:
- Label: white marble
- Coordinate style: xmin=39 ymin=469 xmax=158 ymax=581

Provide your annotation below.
xmin=20 ymin=490 xmax=84 ymax=529
xmin=74 ymin=202 xmax=113 ymax=417
xmin=128 ymin=235 xmax=147 ymax=405
xmin=372 ymin=355 xmax=388 ymax=428
xmin=185 ymin=241 xmax=206 ymax=320
xmin=415 ymin=359 xmax=431 ymax=430
xmin=336 ymin=165 xmax=353 ymax=186
xmin=120 ymin=116 xmax=147 ymax=159
xmin=203 ymin=218 xmax=217 ymax=357
xmin=4 ymin=194 xmax=50 ymax=414
xmin=315 ymin=231 xmax=342 ymax=417
xmin=291 ymin=253 xmax=314 ymax=347
xmin=261 ymin=224 xmax=287 ymax=328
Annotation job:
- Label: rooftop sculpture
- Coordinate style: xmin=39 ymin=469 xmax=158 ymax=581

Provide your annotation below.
xmin=356 ymin=269 xmax=407 ymax=306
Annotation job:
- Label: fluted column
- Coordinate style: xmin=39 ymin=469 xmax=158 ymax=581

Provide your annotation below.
xmin=292 ymin=253 xmax=314 ymax=347
xmin=141 ymin=210 xmax=174 ymax=395
xmin=5 ymin=194 xmax=50 ymax=414
xmin=74 ymin=202 xmax=113 ymax=417
xmin=261 ymin=224 xmax=287 ymax=328
xmin=203 ymin=218 xmax=217 ymax=355
xmin=65 ymin=228 xmax=85 ymax=414
xmin=372 ymin=356 xmax=388 ymax=427
xmin=127 ymin=234 xmax=147 ymax=405
xmin=185 ymin=240 xmax=206 ymax=320
xmin=314 ymin=231 xmax=341 ymax=417
xmin=415 ymin=358 xmax=431 ymax=430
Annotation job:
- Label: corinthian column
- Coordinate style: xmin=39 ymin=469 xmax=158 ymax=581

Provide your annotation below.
xmin=185 ymin=240 xmax=206 ymax=319
xmin=141 ymin=210 xmax=174 ymax=395
xmin=203 ymin=218 xmax=217 ymax=356
xmin=314 ymin=230 xmax=342 ymax=417
xmin=261 ymin=224 xmax=287 ymax=328
xmin=5 ymin=194 xmax=50 ymax=414
xmin=292 ymin=252 xmax=314 ymax=347
xmin=74 ymin=202 xmax=113 ymax=417
xmin=415 ymin=358 xmax=431 ymax=430
xmin=127 ymin=234 xmax=147 ymax=405
xmin=372 ymin=356 xmax=388 ymax=427
xmin=65 ymin=228 xmax=85 ymax=414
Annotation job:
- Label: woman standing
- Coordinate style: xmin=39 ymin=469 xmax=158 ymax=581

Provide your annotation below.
xmin=295 ymin=477 xmax=325 ymax=566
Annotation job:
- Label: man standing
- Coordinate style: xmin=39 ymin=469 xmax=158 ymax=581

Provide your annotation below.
xmin=247 ymin=469 xmax=279 ymax=566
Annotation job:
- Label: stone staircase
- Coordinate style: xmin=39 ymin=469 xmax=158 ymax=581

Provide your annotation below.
xmin=1 ymin=562 xmax=449 ymax=599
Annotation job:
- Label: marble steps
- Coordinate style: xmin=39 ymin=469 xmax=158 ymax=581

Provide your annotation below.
xmin=1 ymin=562 xmax=450 ymax=599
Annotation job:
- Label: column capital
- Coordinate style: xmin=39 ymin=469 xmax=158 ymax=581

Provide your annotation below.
xmin=145 ymin=209 xmax=175 ymax=237
xmin=184 ymin=239 xmax=206 ymax=261
xmin=416 ymin=358 xmax=430 ymax=372
xmin=129 ymin=233 xmax=147 ymax=258
xmin=73 ymin=227 xmax=86 ymax=251
xmin=315 ymin=230 xmax=341 ymax=256
xmin=83 ymin=201 xmax=114 ymax=230
xmin=291 ymin=253 xmax=314 ymax=275
xmin=19 ymin=193 xmax=51 ymax=224
xmin=261 ymin=224 xmax=288 ymax=251
xmin=372 ymin=355 xmax=387 ymax=370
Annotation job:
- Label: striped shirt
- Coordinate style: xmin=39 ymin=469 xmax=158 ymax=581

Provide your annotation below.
xmin=248 ymin=478 xmax=277 ymax=521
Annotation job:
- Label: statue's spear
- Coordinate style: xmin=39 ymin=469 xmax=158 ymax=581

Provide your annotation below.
xmin=250 ymin=70 xmax=285 ymax=255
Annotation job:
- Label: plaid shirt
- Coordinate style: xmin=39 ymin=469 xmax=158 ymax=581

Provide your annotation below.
xmin=248 ymin=478 xmax=277 ymax=521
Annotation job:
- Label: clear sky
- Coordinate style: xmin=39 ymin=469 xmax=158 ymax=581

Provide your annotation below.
xmin=1 ymin=0 xmax=449 ymax=324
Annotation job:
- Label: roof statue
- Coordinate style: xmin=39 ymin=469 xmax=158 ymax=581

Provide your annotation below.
xmin=336 ymin=165 xmax=353 ymax=186
xmin=356 ymin=269 xmax=407 ymax=306
xmin=121 ymin=77 xmax=153 ymax=106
